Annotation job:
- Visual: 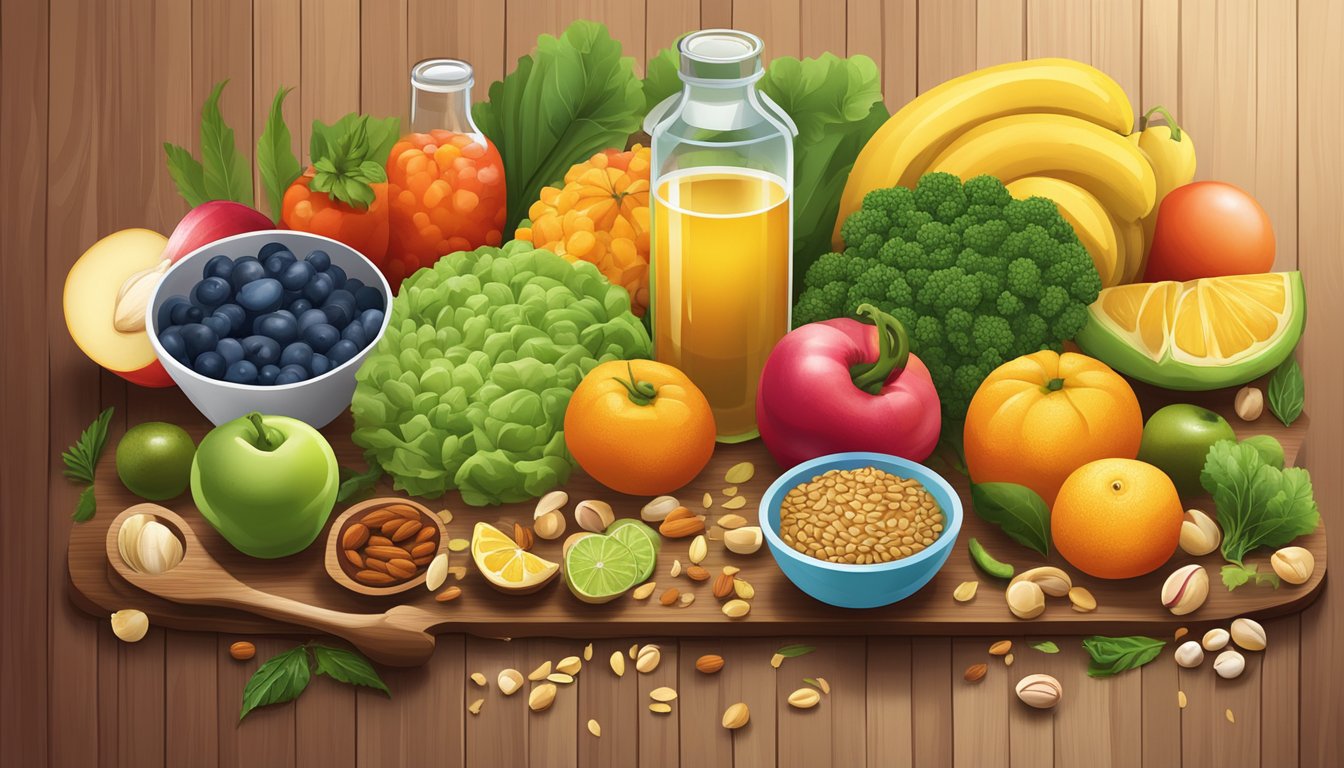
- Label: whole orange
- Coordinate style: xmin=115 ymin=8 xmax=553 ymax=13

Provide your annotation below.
xmin=963 ymin=350 xmax=1143 ymax=507
xmin=1052 ymin=458 xmax=1183 ymax=578
xmin=564 ymin=359 xmax=716 ymax=496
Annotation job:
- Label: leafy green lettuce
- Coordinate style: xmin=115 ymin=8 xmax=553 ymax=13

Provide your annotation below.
xmin=350 ymin=240 xmax=650 ymax=505
xmin=474 ymin=21 xmax=645 ymax=233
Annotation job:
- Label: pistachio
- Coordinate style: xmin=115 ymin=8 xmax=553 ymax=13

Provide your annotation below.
xmin=1067 ymin=586 xmax=1097 ymax=612
xmin=649 ymin=686 xmax=678 ymax=702
xmin=1270 ymin=546 xmax=1315 ymax=585
xmin=528 ymin=683 xmax=557 ymax=711
xmin=641 ymin=495 xmax=680 ymax=523
xmin=1234 ymin=386 xmax=1264 ymax=421
xmin=1015 ymin=674 xmax=1062 ymax=709
xmin=952 ymin=581 xmax=978 ymax=602
xmin=575 ymin=499 xmax=615 ymax=533
xmin=1179 ymin=508 xmax=1222 ymax=557
xmin=723 ymin=526 xmax=763 ymax=555
xmin=610 ymin=650 xmax=626 ymax=676
xmin=1161 ymin=564 xmax=1208 ymax=616
xmin=721 ymin=702 xmax=751 ymax=729
xmin=636 ymin=644 xmax=661 ymax=673
xmin=534 ymin=490 xmax=568 ymax=518
xmin=1009 ymin=566 xmax=1072 ymax=597
xmin=718 ymin=514 xmax=748 ymax=530
xmin=110 ymin=609 xmax=149 ymax=643
xmin=688 ymin=535 xmax=708 ymax=565
xmin=1006 ymin=580 xmax=1046 ymax=619
xmin=1230 ymin=617 xmax=1267 ymax=651
xmin=497 ymin=668 xmax=524 ymax=695
xmin=722 ymin=599 xmax=751 ymax=618
xmin=788 ymin=688 xmax=821 ymax=709
xmin=1174 ymin=641 xmax=1204 ymax=668
xmin=533 ymin=508 xmax=566 ymax=540
xmin=1213 ymin=650 xmax=1245 ymax=679
xmin=1202 ymin=628 xmax=1230 ymax=651
xmin=732 ymin=578 xmax=755 ymax=600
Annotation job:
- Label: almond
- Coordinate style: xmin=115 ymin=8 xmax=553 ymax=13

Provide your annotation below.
xmin=343 ymin=549 xmax=364 ymax=569
xmin=386 ymin=558 xmax=417 ymax=580
xmin=360 ymin=509 xmax=395 ymax=527
xmin=712 ymin=573 xmax=735 ymax=598
xmin=528 ymin=661 xmax=552 ymax=681
xmin=695 ymin=654 xmax=724 ymax=674
xmin=659 ymin=508 xmax=705 ymax=538
xmin=368 ymin=535 xmax=393 ymax=548
xmin=365 ymin=545 xmax=411 ymax=561
xmin=686 ymin=565 xmax=710 ymax=582
xmin=722 ymin=599 xmax=750 ymax=618
xmin=229 ymin=641 xmax=255 ymax=661
xmin=660 ymin=588 xmax=680 ymax=606
xmin=435 ymin=586 xmax=462 ymax=602
xmin=988 ymin=640 xmax=1012 ymax=656
xmin=964 ymin=663 xmax=988 ymax=683
xmin=355 ymin=570 xmax=396 ymax=585
xmin=414 ymin=525 xmax=437 ymax=544
xmin=688 ymin=535 xmax=708 ymax=564
xmin=341 ymin=523 xmax=370 ymax=550
xmin=722 ymin=702 xmax=750 ymax=730
xmin=649 ymin=686 xmax=678 ymax=702
xmin=512 ymin=522 xmax=534 ymax=551
xmin=387 ymin=504 xmax=421 ymax=520
xmin=425 ymin=553 xmax=449 ymax=591
xmin=410 ymin=541 xmax=438 ymax=559
xmin=632 ymin=582 xmax=657 ymax=600
xmin=788 ymin=688 xmax=821 ymax=709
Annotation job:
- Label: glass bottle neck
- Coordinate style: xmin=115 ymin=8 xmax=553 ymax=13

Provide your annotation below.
xmin=410 ymin=86 xmax=477 ymax=136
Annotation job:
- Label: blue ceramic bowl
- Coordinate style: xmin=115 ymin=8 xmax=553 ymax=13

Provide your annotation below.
xmin=760 ymin=452 xmax=963 ymax=609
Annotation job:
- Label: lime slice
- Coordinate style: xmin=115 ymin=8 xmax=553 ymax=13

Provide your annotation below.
xmin=606 ymin=519 xmax=660 ymax=582
xmin=564 ymin=534 xmax=641 ymax=604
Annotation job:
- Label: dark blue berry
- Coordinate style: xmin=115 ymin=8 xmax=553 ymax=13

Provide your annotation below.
xmin=241 ymin=335 xmax=282 ymax=367
xmin=310 ymin=354 xmax=332 ymax=376
xmin=279 ymin=259 xmax=313 ymax=291
xmin=237 ymin=278 xmax=284 ymax=313
xmin=327 ymin=339 xmax=359 ymax=367
xmin=279 ymin=342 xmax=314 ymax=369
xmin=201 ymin=313 xmax=231 ymax=339
xmin=213 ymin=304 xmax=247 ymax=335
xmin=354 ymin=285 xmax=384 ymax=312
xmin=302 ymin=271 xmax=333 ymax=304
xmin=302 ymin=323 xmax=340 ymax=354
xmin=180 ymin=323 xmax=218 ymax=359
xmin=276 ymin=364 xmax=309 ymax=385
xmin=358 ymin=308 xmax=385 ymax=340
xmin=341 ymin=320 xmax=367 ymax=348
xmin=229 ymin=257 xmax=266 ymax=291
xmin=257 ymin=364 xmax=281 ymax=386
xmin=157 ymin=297 xmax=188 ymax=331
xmin=215 ymin=337 xmax=244 ymax=365
xmin=264 ymin=251 xmax=296 ymax=277
xmin=257 ymin=242 xmax=290 ymax=261
xmin=288 ymin=297 xmax=313 ymax=316
xmin=158 ymin=327 xmax=188 ymax=363
xmin=193 ymin=351 xmax=227 ymax=379
xmin=169 ymin=301 xmax=197 ymax=326
xmin=305 ymin=249 xmax=331 ymax=272
xmin=298 ymin=308 xmax=329 ymax=333
xmin=203 ymin=254 xmax=234 ymax=281
xmin=223 ymin=360 xmax=258 ymax=384
xmin=324 ymin=263 xmax=347 ymax=289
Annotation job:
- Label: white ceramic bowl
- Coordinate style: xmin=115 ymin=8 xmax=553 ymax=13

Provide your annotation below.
xmin=146 ymin=230 xmax=392 ymax=428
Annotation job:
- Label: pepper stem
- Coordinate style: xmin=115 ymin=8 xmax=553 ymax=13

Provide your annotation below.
xmin=246 ymin=412 xmax=281 ymax=452
xmin=1043 ymin=378 xmax=1066 ymax=393
xmin=611 ymin=362 xmax=659 ymax=407
xmin=849 ymin=303 xmax=912 ymax=395
xmin=1141 ymin=105 xmax=1184 ymax=142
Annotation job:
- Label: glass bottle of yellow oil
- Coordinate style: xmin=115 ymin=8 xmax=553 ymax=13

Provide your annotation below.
xmin=646 ymin=29 xmax=794 ymax=442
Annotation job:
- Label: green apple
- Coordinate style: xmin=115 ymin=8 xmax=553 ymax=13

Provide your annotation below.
xmin=116 ymin=422 xmax=196 ymax=500
xmin=190 ymin=412 xmax=338 ymax=559
xmin=1137 ymin=404 xmax=1237 ymax=498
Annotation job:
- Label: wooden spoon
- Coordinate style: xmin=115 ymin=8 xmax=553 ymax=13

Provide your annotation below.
xmin=105 ymin=503 xmax=443 ymax=667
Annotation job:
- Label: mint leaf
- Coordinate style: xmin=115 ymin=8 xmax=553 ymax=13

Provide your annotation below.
xmin=1082 ymin=636 xmax=1165 ymax=678
xmin=240 ymin=646 xmax=311 ymax=720
xmin=1267 ymin=356 xmax=1304 ymax=427
xmin=163 ymin=143 xmax=209 ymax=207
xmin=198 ymin=80 xmax=253 ymax=205
xmin=338 ymin=463 xmax=383 ymax=503
xmin=969 ymin=482 xmax=1050 ymax=556
xmin=312 ymin=645 xmax=389 ymax=695
xmin=775 ymin=644 xmax=816 ymax=658
xmin=1030 ymin=641 xmax=1059 ymax=654
xmin=257 ymin=87 xmax=302 ymax=223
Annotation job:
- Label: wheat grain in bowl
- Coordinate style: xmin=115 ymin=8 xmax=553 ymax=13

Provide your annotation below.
xmin=778 ymin=466 xmax=944 ymax=565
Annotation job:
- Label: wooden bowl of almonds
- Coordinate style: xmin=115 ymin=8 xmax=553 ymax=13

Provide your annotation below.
xmin=324 ymin=497 xmax=446 ymax=596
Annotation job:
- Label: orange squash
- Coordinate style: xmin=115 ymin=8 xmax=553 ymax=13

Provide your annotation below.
xmin=515 ymin=146 xmax=651 ymax=316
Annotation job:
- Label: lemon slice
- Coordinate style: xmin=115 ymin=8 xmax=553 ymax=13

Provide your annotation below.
xmin=471 ymin=522 xmax=559 ymax=594
xmin=1076 ymin=272 xmax=1304 ymax=390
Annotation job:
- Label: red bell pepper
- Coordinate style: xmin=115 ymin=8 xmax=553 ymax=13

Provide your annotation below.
xmin=756 ymin=303 xmax=941 ymax=468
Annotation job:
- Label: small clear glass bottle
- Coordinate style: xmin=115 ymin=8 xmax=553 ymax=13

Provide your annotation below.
xmin=646 ymin=30 xmax=795 ymax=442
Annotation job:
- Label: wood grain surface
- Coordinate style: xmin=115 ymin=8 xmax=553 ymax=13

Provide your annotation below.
xmin=3 ymin=0 xmax=1341 ymax=765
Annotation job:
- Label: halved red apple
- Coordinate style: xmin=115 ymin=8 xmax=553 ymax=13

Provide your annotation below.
xmin=64 ymin=228 xmax=175 ymax=387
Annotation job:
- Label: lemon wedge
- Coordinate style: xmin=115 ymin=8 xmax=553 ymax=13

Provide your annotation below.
xmin=471 ymin=522 xmax=559 ymax=594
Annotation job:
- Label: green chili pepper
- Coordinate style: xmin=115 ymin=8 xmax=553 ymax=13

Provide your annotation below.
xmin=968 ymin=538 xmax=1015 ymax=579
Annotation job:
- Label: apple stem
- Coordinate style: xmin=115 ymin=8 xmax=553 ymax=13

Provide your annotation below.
xmin=246 ymin=412 xmax=278 ymax=452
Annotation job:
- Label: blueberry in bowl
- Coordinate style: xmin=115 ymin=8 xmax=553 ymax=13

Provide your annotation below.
xmin=147 ymin=231 xmax=392 ymax=428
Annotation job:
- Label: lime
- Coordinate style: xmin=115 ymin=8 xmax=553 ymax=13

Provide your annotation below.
xmin=605 ymin=519 xmax=660 ymax=581
xmin=1137 ymin=404 xmax=1236 ymax=497
xmin=116 ymin=422 xmax=196 ymax=500
xmin=563 ymin=534 xmax=641 ymax=604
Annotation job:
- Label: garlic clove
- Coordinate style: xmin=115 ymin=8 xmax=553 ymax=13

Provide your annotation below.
xmin=116 ymin=513 xmax=152 ymax=573
xmin=136 ymin=520 xmax=184 ymax=575
xmin=110 ymin=609 xmax=149 ymax=642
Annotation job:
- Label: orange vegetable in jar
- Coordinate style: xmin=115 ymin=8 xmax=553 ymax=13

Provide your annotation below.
xmin=385 ymin=129 xmax=507 ymax=288
xmin=963 ymin=350 xmax=1143 ymax=506
xmin=564 ymin=360 xmax=716 ymax=496
xmin=516 ymin=146 xmax=652 ymax=316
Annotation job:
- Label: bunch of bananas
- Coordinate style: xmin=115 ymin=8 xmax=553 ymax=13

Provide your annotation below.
xmin=836 ymin=58 xmax=1196 ymax=287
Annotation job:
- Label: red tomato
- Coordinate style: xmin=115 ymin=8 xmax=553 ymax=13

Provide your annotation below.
xmin=1143 ymin=181 xmax=1275 ymax=282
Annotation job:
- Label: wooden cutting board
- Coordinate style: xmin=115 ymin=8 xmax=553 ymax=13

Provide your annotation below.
xmin=67 ymin=383 xmax=1326 ymax=665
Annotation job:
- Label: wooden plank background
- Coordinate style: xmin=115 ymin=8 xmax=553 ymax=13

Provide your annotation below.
xmin=1 ymin=0 xmax=1340 ymax=765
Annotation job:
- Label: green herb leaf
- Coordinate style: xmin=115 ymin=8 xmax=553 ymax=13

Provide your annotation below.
xmin=1201 ymin=439 xmax=1319 ymax=565
xmin=257 ymin=86 xmax=302 ymax=224
xmin=1030 ymin=641 xmax=1060 ymax=654
xmin=803 ymin=677 xmax=821 ymax=689
xmin=474 ymin=20 xmax=644 ymax=232
xmin=969 ymin=482 xmax=1050 ymax=556
xmin=307 ymin=113 xmax=399 ymax=210
xmin=1267 ymin=356 xmax=1305 ymax=426
xmin=775 ymin=644 xmax=816 ymax=658
xmin=1081 ymin=636 xmax=1165 ymax=678
xmin=163 ymin=142 xmax=209 ymax=207
xmin=240 ymin=646 xmax=311 ymax=720
xmin=1223 ymin=563 xmax=1281 ymax=591
xmin=61 ymin=407 xmax=114 ymax=485
xmin=72 ymin=486 xmax=97 ymax=522
xmin=312 ymin=645 xmax=390 ymax=695
xmin=337 ymin=463 xmax=383 ymax=503
xmin=198 ymin=80 xmax=254 ymax=205
xmin=641 ymin=44 xmax=682 ymax=114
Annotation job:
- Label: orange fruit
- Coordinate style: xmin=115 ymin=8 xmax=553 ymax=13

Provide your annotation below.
xmin=1052 ymin=458 xmax=1182 ymax=579
xmin=963 ymin=350 xmax=1143 ymax=506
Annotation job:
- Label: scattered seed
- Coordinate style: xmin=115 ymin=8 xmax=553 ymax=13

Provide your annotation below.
xmin=610 ymin=651 xmax=626 ymax=677
xmin=719 ymin=514 xmax=748 ymax=530
xmin=1178 ymin=690 xmax=1187 ymax=709
xmin=723 ymin=486 xmax=738 ymax=497
xmin=649 ymin=686 xmax=678 ymax=702
xmin=629 ymin=643 xmax=638 ymax=659
xmin=964 ymin=663 xmax=988 ymax=682
xmin=436 ymin=586 xmax=462 ymax=602
xmin=722 ymin=566 xmax=741 ymax=576
xmin=633 ymin=582 xmax=657 ymax=600
xmin=498 ymin=669 xmax=524 ymax=695
xmin=529 ymin=683 xmax=557 ymax=712
xmin=989 ymin=640 xmax=1012 ymax=656
xmin=679 ymin=592 xmax=696 ymax=607
xmin=1067 ymin=586 xmax=1097 ymax=612
xmin=725 ymin=462 xmax=756 ymax=484
xmin=788 ymin=687 xmax=821 ymax=709
xmin=469 ymin=672 xmax=487 ymax=687
xmin=733 ymin=579 xmax=755 ymax=600
xmin=708 ymin=526 xmax=724 ymax=541
xmin=1226 ymin=708 xmax=1235 ymax=723
xmin=722 ymin=496 xmax=748 ymax=510
xmin=447 ymin=566 xmax=468 ymax=580
xmin=953 ymin=581 xmax=978 ymax=602
xmin=670 ymin=560 xmax=682 ymax=578
xmin=816 ymin=677 xmax=831 ymax=695
xmin=770 ymin=653 xmax=785 ymax=669
xmin=723 ymin=599 xmax=751 ymax=618
xmin=547 ymin=673 xmax=574 ymax=685
xmin=702 ymin=492 xmax=713 ymax=509
xmin=587 ymin=719 xmax=601 ymax=737
xmin=1175 ymin=627 xmax=1189 ymax=641
xmin=1004 ymin=653 xmax=1014 ymax=667
xmin=722 ymin=702 xmax=751 ymax=729
xmin=467 ymin=698 xmax=484 ymax=715
xmin=583 ymin=643 xmax=593 ymax=661
xmin=689 ymin=535 xmax=708 ymax=564
xmin=556 ymin=656 xmax=582 ymax=675
xmin=437 ymin=509 xmax=454 ymax=525
xmin=660 ymin=588 xmax=680 ymax=606
xmin=528 ymin=661 xmax=552 ymax=681
xmin=636 ymin=645 xmax=661 ymax=673
xmin=448 ymin=538 xmax=469 ymax=552
xmin=649 ymin=702 xmax=673 ymax=714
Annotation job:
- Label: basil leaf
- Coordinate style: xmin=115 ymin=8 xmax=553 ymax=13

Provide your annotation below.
xmin=1081 ymin=636 xmax=1165 ymax=678
xmin=775 ymin=644 xmax=815 ymax=658
xmin=163 ymin=143 xmax=209 ymax=207
xmin=969 ymin=482 xmax=1051 ymax=556
xmin=337 ymin=463 xmax=383 ymax=503
xmin=312 ymin=645 xmax=389 ymax=695
xmin=1267 ymin=356 xmax=1304 ymax=427
xmin=1030 ymin=641 xmax=1059 ymax=654
xmin=240 ymin=646 xmax=311 ymax=720
xmin=72 ymin=485 xmax=96 ymax=523
xmin=257 ymin=87 xmax=302 ymax=223
xmin=198 ymin=80 xmax=254 ymax=205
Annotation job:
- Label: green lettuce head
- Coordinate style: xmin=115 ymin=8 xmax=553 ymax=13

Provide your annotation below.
xmin=351 ymin=240 xmax=651 ymax=505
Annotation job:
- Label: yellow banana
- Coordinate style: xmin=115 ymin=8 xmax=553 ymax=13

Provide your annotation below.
xmin=1006 ymin=176 xmax=1122 ymax=288
xmin=928 ymin=113 xmax=1156 ymax=221
xmin=1131 ymin=106 xmax=1196 ymax=278
xmin=1114 ymin=215 xmax=1145 ymax=284
xmin=834 ymin=58 xmax=1134 ymax=248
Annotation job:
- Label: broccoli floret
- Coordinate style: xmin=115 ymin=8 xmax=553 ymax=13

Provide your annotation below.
xmin=794 ymin=172 xmax=1099 ymax=421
